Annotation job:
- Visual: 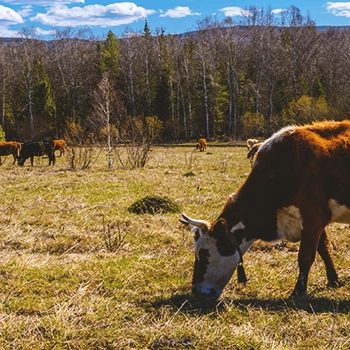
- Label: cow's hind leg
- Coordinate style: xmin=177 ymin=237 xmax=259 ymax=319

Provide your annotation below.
xmin=317 ymin=229 xmax=339 ymax=288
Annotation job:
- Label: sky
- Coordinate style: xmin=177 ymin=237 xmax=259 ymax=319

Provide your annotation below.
xmin=1 ymin=0 xmax=350 ymax=39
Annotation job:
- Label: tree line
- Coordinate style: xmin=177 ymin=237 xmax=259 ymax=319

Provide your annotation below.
xmin=1 ymin=5 xmax=350 ymax=144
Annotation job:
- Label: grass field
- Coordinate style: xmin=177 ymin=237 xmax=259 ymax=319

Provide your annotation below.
xmin=0 ymin=145 xmax=349 ymax=349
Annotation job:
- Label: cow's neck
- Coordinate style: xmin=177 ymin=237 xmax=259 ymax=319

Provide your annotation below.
xmin=219 ymin=191 xmax=268 ymax=252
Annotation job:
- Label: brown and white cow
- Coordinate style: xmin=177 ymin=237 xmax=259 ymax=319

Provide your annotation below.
xmin=247 ymin=142 xmax=263 ymax=165
xmin=246 ymin=138 xmax=259 ymax=150
xmin=195 ymin=138 xmax=207 ymax=152
xmin=181 ymin=120 xmax=350 ymax=298
xmin=53 ymin=139 xmax=66 ymax=156
xmin=0 ymin=141 xmax=21 ymax=165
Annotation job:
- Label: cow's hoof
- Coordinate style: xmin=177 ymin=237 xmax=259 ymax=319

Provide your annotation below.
xmin=327 ymin=280 xmax=342 ymax=289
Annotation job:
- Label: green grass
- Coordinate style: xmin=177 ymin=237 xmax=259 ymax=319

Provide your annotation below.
xmin=0 ymin=146 xmax=349 ymax=349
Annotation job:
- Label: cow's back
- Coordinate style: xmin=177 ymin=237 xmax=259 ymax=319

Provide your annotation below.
xmin=242 ymin=120 xmax=350 ymax=213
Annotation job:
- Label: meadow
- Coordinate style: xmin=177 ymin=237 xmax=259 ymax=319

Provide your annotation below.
xmin=0 ymin=145 xmax=349 ymax=349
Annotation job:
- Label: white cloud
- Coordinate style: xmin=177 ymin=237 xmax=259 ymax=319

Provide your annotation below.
xmin=0 ymin=4 xmax=24 ymax=23
xmin=18 ymin=5 xmax=33 ymax=17
xmin=34 ymin=27 xmax=56 ymax=35
xmin=271 ymin=8 xmax=287 ymax=15
xmin=219 ymin=6 xmax=251 ymax=17
xmin=159 ymin=6 xmax=200 ymax=18
xmin=326 ymin=2 xmax=350 ymax=17
xmin=30 ymin=2 xmax=156 ymax=27
xmin=2 ymin=0 xmax=83 ymax=5
xmin=0 ymin=25 xmax=21 ymax=37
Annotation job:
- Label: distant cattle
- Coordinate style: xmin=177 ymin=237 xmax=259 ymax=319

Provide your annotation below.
xmin=18 ymin=140 xmax=55 ymax=166
xmin=195 ymin=138 xmax=207 ymax=152
xmin=0 ymin=141 xmax=21 ymax=165
xmin=181 ymin=120 xmax=350 ymax=298
xmin=53 ymin=139 xmax=66 ymax=156
xmin=246 ymin=138 xmax=259 ymax=150
xmin=247 ymin=142 xmax=263 ymax=165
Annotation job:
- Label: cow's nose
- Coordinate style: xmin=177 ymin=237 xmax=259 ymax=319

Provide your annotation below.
xmin=192 ymin=285 xmax=218 ymax=297
xmin=192 ymin=285 xmax=201 ymax=296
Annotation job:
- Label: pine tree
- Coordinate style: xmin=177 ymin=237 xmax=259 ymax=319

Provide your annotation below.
xmin=100 ymin=30 xmax=120 ymax=78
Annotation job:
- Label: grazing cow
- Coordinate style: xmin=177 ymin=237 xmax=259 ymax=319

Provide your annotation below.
xmin=181 ymin=120 xmax=350 ymax=298
xmin=195 ymin=138 xmax=207 ymax=152
xmin=53 ymin=139 xmax=66 ymax=156
xmin=246 ymin=138 xmax=259 ymax=150
xmin=18 ymin=140 xmax=55 ymax=166
xmin=247 ymin=142 xmax=263 ymax=165
xmin=0 ymin=141 xmax=21 ymax=165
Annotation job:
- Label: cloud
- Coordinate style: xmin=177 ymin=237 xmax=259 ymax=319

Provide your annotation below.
xmin=18 ymin=5 xmax=33 ymax=17
xmin=219 ymin=6 xmax=251 ymax=17
xmin=326 ymin=2 xmax=350 ymax=17
xmin=30 ymin=2 xmax=156 ymax=27
xmin=0 ymin=5 xmax=24 ymax=23
xmin=0 ymin=25 xmax=21 ymax=37
xmin=35 ymin=27 xmax=56 ymax=35
xmin=271 ymin=8 xmax=287 ymax=15
xmin=2 ymin=0 xmax=83 ymax=5
xmin=159 ymin=6 xmax=200 ymax=18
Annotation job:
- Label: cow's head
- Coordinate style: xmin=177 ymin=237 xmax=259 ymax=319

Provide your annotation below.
xmin=17 ymin=157 xmax=25 ymax=166
xmin=180 ymin=213 xmax=241 ymax=297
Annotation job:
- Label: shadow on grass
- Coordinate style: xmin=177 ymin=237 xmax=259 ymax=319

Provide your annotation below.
xmin=148 ymin=293 xmax=350 ymax=315
xmin=149 ymin=293 xmax=226 ymax=315
xmin=227 ymin=296 xmax=350 ymax=314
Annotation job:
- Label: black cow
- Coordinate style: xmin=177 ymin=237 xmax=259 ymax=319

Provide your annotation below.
xmin=18 ymin=140 xmax=56 ymax=166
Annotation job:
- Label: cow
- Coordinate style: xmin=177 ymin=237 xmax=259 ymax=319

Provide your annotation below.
xmin=53 ymin=139 xmax=66 ymax=156
xmin=247 ymin=142 xmax=263 ymax=165
xmin=246 ymin=138 xmax=259 ymax=150
xmin=18 ymin=140 xmax=55 ymax=166
xmin=0 ymin=141 xmax=21 ymax=165
xmin=195 ymin=138 xmax=207 ymax=152
xmin=180 ymin=120 xmax=350 ymax=299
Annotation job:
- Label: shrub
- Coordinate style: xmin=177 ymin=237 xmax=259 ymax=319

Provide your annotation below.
xmin=128 ymin=195 xmax=180 ymax=215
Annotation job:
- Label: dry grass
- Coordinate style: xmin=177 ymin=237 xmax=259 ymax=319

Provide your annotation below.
xmin=0 ymin=146 xmax=349 ymax=349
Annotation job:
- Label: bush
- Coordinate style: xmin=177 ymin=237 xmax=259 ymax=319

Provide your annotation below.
xmin=282 ymin=96 xmax=340 ymax=125
xmin=240 ymin=112 xmax=265 ymax=139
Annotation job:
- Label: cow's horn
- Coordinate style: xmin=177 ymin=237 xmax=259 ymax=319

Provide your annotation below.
xmin=180 ymin=213 xmax=211 ymax=231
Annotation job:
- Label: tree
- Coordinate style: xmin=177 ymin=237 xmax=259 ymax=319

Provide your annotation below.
xmin=99 ymin=30 xmax=120 ymax=79
xmin=32 ymin=57 xmax=56 ymax=137
xmin=282 ymin=95 xmax=338 ymax=125
xmin=91 ymin=72 xmax=119 ymax=168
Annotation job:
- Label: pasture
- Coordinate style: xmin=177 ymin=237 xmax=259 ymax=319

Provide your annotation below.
xmin=0 ymin=145 xmax=349 ymax=349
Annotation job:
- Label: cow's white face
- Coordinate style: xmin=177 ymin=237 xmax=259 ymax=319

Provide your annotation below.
xmin=190 ymin=222 xmax=240 ymax=297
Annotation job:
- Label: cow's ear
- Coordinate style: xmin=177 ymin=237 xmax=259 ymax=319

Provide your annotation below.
xmin=209 ymin=218 xmax=228 ymax=239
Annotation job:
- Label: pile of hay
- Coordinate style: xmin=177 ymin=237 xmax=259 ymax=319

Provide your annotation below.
xmin=128 ymin=195 xmax=180 ymax=215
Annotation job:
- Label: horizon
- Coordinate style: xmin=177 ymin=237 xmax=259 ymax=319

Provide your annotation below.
xmin=1 ymin=1 xmax=350 ymax=40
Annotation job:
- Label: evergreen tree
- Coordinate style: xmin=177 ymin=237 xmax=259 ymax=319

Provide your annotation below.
xmin=32 ymin=57 xmax=55 ymax=135
xmin=100 ymin=30 xmax=120 ymax=79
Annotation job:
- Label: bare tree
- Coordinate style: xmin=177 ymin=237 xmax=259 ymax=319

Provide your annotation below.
xmin=91 ymin=72 xmax=118 ymax=168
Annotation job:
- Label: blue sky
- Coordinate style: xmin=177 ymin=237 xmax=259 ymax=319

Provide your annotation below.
xmin=1 ymin=0 xmax=350 ymax=39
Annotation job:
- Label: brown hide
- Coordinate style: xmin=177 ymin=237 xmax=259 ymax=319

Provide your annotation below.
xmin=195 ymin=138 xmax=207 ymax=152
xmin=0 ymin=141 xmax=21 ymax=165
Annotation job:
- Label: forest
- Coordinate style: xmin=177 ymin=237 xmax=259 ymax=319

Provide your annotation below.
xmin=1 ymin=5 xmax=350 ymax=144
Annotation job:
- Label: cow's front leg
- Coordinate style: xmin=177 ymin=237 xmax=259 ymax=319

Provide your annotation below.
xmin=317 ymin=229 xmax=339 ymax=288
xmin=291 ymin=232 xmax=320 ymax=298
